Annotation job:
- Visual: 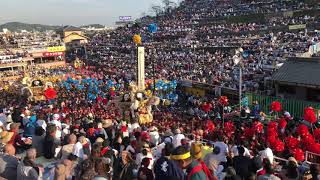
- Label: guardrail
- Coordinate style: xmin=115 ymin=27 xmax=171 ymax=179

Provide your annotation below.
xmin=184 ymin=135 xmax=319 ymax=165
xmin=305 ymin=151 xmax=320 ymax=165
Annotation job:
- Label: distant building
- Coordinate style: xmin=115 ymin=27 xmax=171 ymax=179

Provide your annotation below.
xmin=63 ymin=26 xmax=88 ymax=47
xmin=271 ymin=57 xmax=320 ymax=102
xmin=2 ymin=28 xmax=9 ymax=34
xmin=81 ymin=26 xmax=113 ymax=32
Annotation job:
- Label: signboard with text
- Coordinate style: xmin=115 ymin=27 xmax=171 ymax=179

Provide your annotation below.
xmin=47 ymin=46 xmax=66 ymax=53
xmin=119 ymin=16 xmax=132 ymax=21
xmin=43 ymin=52 xmax=64 ymax=57
xmin=289 ymin=24 xmax=306 ymax=30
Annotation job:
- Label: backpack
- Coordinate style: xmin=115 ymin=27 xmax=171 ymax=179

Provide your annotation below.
xmin=187 ymin=160 xmax=216 ymax=180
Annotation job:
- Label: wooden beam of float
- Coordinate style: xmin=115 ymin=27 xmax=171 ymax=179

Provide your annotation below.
xmin=137 ymin=46 xmax=145 ymax=91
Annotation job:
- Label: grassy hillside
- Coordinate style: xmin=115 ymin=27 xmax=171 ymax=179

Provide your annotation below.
xmin=0 ymin=22 xmax=61 ymax=32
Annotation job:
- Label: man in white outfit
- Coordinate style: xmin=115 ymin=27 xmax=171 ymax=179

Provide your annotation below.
xmin=172 ymin=129 xmax=185 ymax=148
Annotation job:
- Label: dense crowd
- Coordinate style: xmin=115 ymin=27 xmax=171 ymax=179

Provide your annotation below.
xmin=86 ymin=0 xmax=320 ymax=94
xmin=0 ymin=66 xmax=70 ymax=79
xmin=0 ymin=30 xmax=62 ymax=50
xmin=0 ymin=65 xmax=319 ymax=180
xmin=0 ymin=49 xmax=31 ymax=63
xmin=0 ymin=0 xmax=320 ymax=180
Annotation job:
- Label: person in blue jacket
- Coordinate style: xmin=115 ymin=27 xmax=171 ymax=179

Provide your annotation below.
xmin=154 ymin=143 xmax=185 ymax=180
xmin=24 ymin=115 xmax=38 ymax=138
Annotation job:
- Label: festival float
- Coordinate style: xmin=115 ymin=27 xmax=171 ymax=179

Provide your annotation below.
xmin=5 ymin=73 xmax=58 ymax=102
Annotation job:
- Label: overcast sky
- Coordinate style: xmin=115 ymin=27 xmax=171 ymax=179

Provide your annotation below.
xmin=0 ymin=0 xmax=180 ymax=26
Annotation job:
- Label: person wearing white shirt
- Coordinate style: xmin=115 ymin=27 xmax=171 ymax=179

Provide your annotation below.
xmin=72 ymin=136 xmax=87 ymax=160
xmin=50 ymin=114 xmax=62 ymax=139
xmin=0 ymin=111 xmax=7 ymax=127
xmin=172 ymin=129 xmax=185 ymax=148
xmin=231 ymin=145 xmax=251 ymax=157
xmin=149 ymin=127 xmax=160 ymax=146
xmin=135 ymin=148 xmax=154 ymax=169
xmin=72 ymin=141 xmax=84 ymax=160
xmin=259 ymin=146 xmax=274 ymax=164
xmin=128 ymin=121 xmax=140 ymax=133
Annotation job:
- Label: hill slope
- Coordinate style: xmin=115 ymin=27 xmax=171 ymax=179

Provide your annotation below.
xmin=80 ymin=24 xmax=105 ymax=28
xmin=0 ymin=22 xmax=61 ymax=32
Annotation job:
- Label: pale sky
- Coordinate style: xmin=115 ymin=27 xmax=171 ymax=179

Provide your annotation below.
xmin=0 ymin=0 xmax=180 ymax=26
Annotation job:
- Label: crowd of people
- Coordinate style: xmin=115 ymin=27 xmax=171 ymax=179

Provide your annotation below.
xmin=0 ymin=0 xmax=320 ymax=180
xmin=86 ymin=0 xmax=320 ymax=94
xmin=0 ymin=64 xmax=319 ymax=180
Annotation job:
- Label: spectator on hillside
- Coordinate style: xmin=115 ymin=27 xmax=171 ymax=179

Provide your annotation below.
xmin=232 ymin=146 xmax=254 ymax=180
xmin=114 ymin=151 xmax=137 ymax=180
xmin=31 ymin=127 xmax=45 ymax=157
xmin=310 ymin=164 xmax=320 ymax=180
xmin=204 ymin=146 xmax=222 ymax=175
xmin=138 ymin=157 xmax=154 ymax=180
xmin=259 ymin=144 xmax=274 ymax=165
xmin=43 ymin=124 xmax=59 ymax=159
xmin=224 ymin=167 xmax=241 ymax=180
xmin=171 ymin=145 xmax=207 ymax=180
xmin=72 ymin=136 xmax=87 ymax=160
xmin=154 ymin=142 xmax=185 ymax=180
xmin=172 ymin=128 xmax=185 ymax=148
xmin=0 ymin=144 xmax=18 ymax=180
xmin=59 ymin=133 xmax=77 ymax=160
xmin=17 ymin=148 xmax=43 ymax=180
xmin=257 ymin=159 xmax=280 ymax=180
xmin=279 ymin=157 xmax=301 ymax=180
xmin=8 ymin=123 xmax=29 ymax=151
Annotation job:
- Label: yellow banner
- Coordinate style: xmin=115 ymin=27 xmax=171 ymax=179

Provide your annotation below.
xmin=289 ymin=24 xmax=306 ymax=30
xmin=185 ymin=87 xmax=205 ymax=96
xmin=47 ymin=46 xmax=66 ymax=52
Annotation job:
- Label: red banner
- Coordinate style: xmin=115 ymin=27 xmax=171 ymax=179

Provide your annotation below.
xmin=42 ymin=52 xmax=64 ymax=57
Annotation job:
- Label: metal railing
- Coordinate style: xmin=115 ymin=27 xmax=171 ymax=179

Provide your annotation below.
xmin=305 ymin=151 xmax=320 ymax=165
xmin=245 ymin=92 xmax=320 ymax=118
xmin=184 ymin=136 xmax=320 ymax=165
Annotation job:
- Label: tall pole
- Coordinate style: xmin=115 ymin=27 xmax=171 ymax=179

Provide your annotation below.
xmin=153 ymin=48 xmax=156 ymax=94
xmin=239 ymin=62 xmax=242 ymax=112
xmin=84 ymin=45 xmax=88 ymax=61
xmin=137 ymin=46 xmax=145 ymax=91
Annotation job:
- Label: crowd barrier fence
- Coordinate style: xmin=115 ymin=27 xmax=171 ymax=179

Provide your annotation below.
xmin=187 ymin=136 xmax=320 ymax=166
xmin=305 ymin=151 xmax=320 ymax=165
xmin=245 ymin=92 xmax=320 ymax=119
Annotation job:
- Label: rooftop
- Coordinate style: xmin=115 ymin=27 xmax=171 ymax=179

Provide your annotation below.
xmin=63 ymin=26 xmax=82 ymax=32
xmin=271 ymin=57 xmax=320 ymax=87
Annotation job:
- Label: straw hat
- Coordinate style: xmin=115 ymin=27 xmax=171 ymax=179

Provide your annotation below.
xmin=0 ymin=131 xmax=14 ymax=144
xmin=95 ymin=137 xmax=104 ymax=143
xmin=102 ymin=119 xmax=113 ymax=128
